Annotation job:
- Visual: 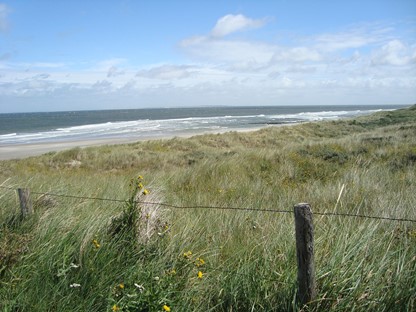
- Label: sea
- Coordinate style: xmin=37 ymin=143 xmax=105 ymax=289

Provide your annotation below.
xmin=0 ymin=105 xmax=408 ymax=145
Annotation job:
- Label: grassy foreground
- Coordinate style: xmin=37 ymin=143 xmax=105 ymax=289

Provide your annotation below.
xmin=1 ymin=106 xmax=415 ymax=311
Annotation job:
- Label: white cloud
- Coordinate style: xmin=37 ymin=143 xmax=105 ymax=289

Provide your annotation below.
xmin=180 ymin=35 xmax=206 ymax=47
xmin=182 ymin=37 xmax=275 ymax=65
xmin=181 ymin=14 xmax=324 ymax=69
xmin=29 ymin=62 xmax=66 ymax=68
xmin=0 ymin=3 xmax=11 ymax=33
xmin=1 ymin=78 xmax=58 ymax=96
xmin=210 ymin=14 xmax=267 ymax=37
xmin=32 ymin=73 xmax=51 ymax=80
xmin=4 ymin=62 xmax=67 ymax=69
xmin=271 ymin=47 xmax=321 ymax=63
xmin=180 ymin=14 xmax=274 ymax=69
xmin=119 ymin=79 xmax=137 ymax=92
xmin=136 ymin=65 xmax=195 ymax=80
xmin=313 ymin=24 xmax=393 ymax=52
xmin=107 ymin=66 xmax=125 ymax=78
xmin=319 ymin=36 xmax=369 ymax=52
xmin=96 ymin=58 xmax=127 ymax=71
xmin=92 ymin=80 xmax=112 ymax=91
xmin=371 ymin=40 xmax=416 ymax=66
xmin=315 ymin=32 xmax=374 ymax=52
xmin=181 ymin=37 xmax=322 ymax=73
xmin=285 ymin=65 xmax=317 ymax=74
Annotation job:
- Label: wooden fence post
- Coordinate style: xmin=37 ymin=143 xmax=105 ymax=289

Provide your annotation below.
xmin=294 ymin=203 xmax=316 ymax=306
xmin=18 ymin=188 xmax=33 ymax=218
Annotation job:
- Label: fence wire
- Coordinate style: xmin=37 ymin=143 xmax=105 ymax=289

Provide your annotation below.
xmin=1 ymin=185 xmax=415 ymax=223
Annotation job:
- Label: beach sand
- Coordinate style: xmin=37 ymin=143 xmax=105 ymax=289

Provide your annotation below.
xmin=0 ymin=138 xmax=139 ymax=160
xmin=0 ymin=127 xmax=267 ymax=161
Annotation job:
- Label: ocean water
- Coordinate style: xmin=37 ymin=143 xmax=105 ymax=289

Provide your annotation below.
xmin=0 ymin=105 xmax=407 ymax=145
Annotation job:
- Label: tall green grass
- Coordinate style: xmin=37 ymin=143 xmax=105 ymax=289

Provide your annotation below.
xmin=1 ymin=106 xmax=415 ymax=311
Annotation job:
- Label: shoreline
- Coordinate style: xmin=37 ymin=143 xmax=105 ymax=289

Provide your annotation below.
xmin=2 ymin=105 xmax=408 ymax=161
xmin=0 ymin=126 xmax=267 ymax=161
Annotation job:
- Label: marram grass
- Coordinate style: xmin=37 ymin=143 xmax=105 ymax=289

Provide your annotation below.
xmin=1 ymin=106 xmax=415 ymax=311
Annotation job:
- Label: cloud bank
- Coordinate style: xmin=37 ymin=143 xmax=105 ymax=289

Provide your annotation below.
xmin=0 ymin=13 xmax=415 ymax=112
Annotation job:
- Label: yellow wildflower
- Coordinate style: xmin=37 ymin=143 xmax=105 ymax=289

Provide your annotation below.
xmin=92 ymin=239 xmax=100 ymax=249
xmin=112 ymin=304 xmax=120 ymax=311
xmin=119 ymin=283 xmax=124 ymax=289
xmin=197 ymin=271 xmax=203 ymax=279
xmin=142 ymin=189 xmax=149 ymax=195
xmin=165 ymin=268 xmax=176 ymax=276
xmin=138 ymin=182 xmax=144 ymax=190
xmin=183 ymin=251 xmax=192 ymax=259
xmin=138 ymin=175 xmax=144 ymax=180
xmin=195 ymin=257 xmax=205 ymax=267
xmin=163 ymin=305 xmax=171 ymax=311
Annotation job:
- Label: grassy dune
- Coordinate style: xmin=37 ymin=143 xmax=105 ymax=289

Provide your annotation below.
xmin=1 ymin=105 xmax=415 ymax=311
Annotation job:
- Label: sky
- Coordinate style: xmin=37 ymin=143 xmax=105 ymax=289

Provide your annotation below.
xmin=0 ymin=0 xmax=415 ymax=113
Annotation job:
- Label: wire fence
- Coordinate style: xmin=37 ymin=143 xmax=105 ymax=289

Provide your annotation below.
xmin=1 ymin=185 xmax=415 ymax=223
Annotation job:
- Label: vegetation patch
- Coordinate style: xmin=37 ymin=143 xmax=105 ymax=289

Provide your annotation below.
xmin=0 ymin=105 xmax=415 ymax=311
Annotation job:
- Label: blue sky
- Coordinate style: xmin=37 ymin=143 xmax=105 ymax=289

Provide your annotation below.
xmin=0 ymin=0 xmax=415 ymax=112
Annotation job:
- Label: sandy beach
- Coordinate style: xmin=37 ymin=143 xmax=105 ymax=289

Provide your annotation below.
xmin=0 ymin=127 xmax=266 ymax=161
xmin=0 ymin=138 xmax=139 ymax=160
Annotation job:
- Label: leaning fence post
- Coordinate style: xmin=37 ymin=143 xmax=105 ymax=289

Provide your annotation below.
xmin=18 ymin=188 xmax=33 ymax=218
xmin=294 ymin=203 xmax=316 ymax=306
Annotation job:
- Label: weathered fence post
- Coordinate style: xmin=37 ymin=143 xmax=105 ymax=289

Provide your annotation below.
xmin=294 ymin=203 xmax=316 ymax=306
xmin=18 ymin=188 xmax=33 ymax=218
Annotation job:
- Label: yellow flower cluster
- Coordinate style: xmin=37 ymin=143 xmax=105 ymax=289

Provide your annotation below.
xmin=129 ymin=175 xmax=151 ymax=196
xmin=163 ymin=305 xmax=171 ymax=311
xmin=183 ymin=250 xmax=192 ymax=259
xmin=195 ymin=257 xmax=205 ymax=267
xmin=196 ymin=258 xmax=205 ymax=279
xmin=182 ymin=251 xmax=206 ymax=280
